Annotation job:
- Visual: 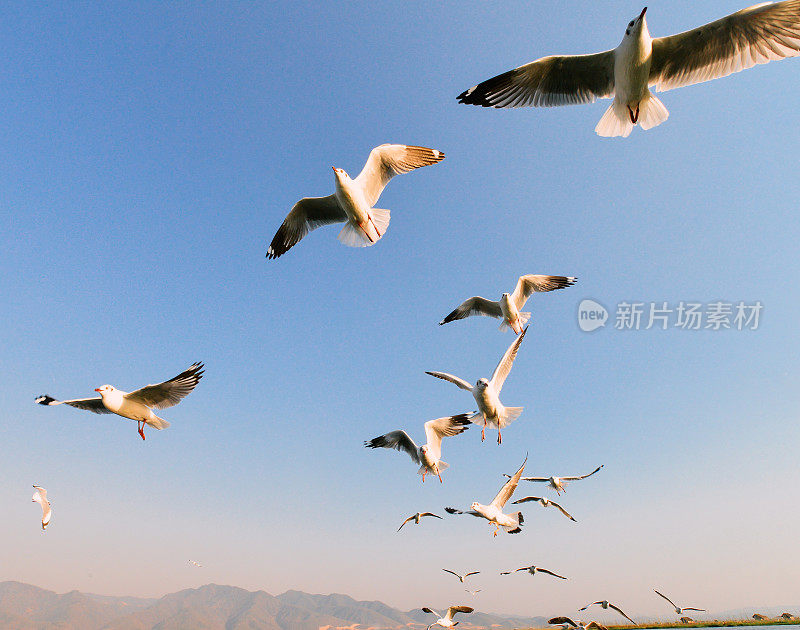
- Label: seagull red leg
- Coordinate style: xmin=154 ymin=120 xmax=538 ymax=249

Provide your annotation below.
xmin=138 ymin=421 xmax=145 ymax=440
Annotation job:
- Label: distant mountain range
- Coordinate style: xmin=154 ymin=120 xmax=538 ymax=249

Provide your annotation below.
xmin=0 ymin=582 xmax=546 ymax=630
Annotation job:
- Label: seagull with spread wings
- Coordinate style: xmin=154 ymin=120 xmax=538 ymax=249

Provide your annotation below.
xmin=422 ymin=606 xmax=474 ymax=630
xmin=266 ymin=144 xmax=444 ymax=258
xmin=446 ymin=455 xmax=527 ymax=536
xmin=364 ymin=414 xmax=472 ymax=482
xmin=579 ymin=601 xmax=636 ymax=625
xmin=511 ymin=464 xmax=604 ymax=495
xmin=426 ymin=328 xmax=527 ymax=444
xmin=512 ymin=495 xmax=577 ymax=522
xmin=32 ymin=486 xmax=51 ymax=531
xmin=442 ymin=569 xmax=480 ymax=583
xmin=397 ymin=512 xmax=442 ymax=531
xmin=654 ymin=590 xmax=706 ymax=615
xmin=458 ymin=2 xmax=800 ymax=137
xmin=439 ymin=275 xmax=577 ymax=334
xmin=550 ymin=618 xmax=607 ymax=630
xmin=36 ymin=362 xmax=204 ymax=440
xmin=500 ymin=565 xmax=568 ymax=579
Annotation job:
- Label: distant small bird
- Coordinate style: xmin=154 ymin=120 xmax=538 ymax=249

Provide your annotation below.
xmin=266 ymin=144 xmax=444 ymax=258
xmin=550 ymin=618 xmax=607 ymax=630
xmin=753 ymin=614 xmax=769 ymax=621
xmin=364 ymin=414 xmax=472 ymax=482
xmin=397 ymin=512 xmax=442 ymax=531
xmin=187 ymin=560 xmax=203 ymax=568
xmin=422 ymin=606 xmax=474 ymax=630
xmin=36 ymin=362 xmax=204 ymax=440
xmin=439 ymin=275 xmax=577 ymax=333
xmin=446 ymin=455 xmax=527 ymax=536
xmin=31 ymin=485 xmax=51 ymax=531
xmin=442 ymin=569 xmax=480 ymax=583
xmin=500 ymin=565 xmax=567 ymax=579
xmin=512 ymin=495 xmax=577 ymax=522
xmin=464 ymin=589 xmax=482 ymax=597
xmin=679 ymin=618 xmax=694 ymax=625
xmin=427 ymin=328 xmax=527 ymax=444
xmin=579 ymin=601 xmax=636 ymax=625
xmin=509 ymin=465 xmax=604 ymax=495
xmin=457 ymin=2 xmax=800 ymax=137
xmin=780 ymin=613 xmax=795 ymax=620
xmin=654 ymin=590 xmax=706 ymax=615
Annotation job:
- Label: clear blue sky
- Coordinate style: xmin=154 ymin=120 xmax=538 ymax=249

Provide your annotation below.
xmin=2 ymin=0 xmax=800 ymax=620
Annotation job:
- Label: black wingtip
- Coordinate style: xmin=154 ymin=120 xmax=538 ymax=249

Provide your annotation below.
xmin=35 ymin=395 xmax=56 ymax=406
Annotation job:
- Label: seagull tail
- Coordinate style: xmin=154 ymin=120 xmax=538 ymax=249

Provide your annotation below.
xmin=499 ymin=406 xmax=523 ymax=427
xmin=418 ymin=461 xmax=449 ymax=476
xmin=506 ymin=511 xmax=524 ymax=534
xmin=595 ymin=99 xmax=634 ymax=138
xmin=337 ymin=210 xmax=389 ymax=248
xmin=148 ymin=415 xmax=170 ymax=430
xmin=638 ymin=91 xmax=669 ymax=131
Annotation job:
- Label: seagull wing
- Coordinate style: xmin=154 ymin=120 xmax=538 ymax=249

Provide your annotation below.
xmin=609 ymin=604 xmax=636 ymax=624
xmin=32 ymin=486 xmax=51 ymax=528
xmin=35 ymin=395 xmax=111 ymax=414
xmin=125 ymin=362 xmax=204 ymax=409
xmin=489 ymin=327 xmax=527 ymax=392
xmin=422 ymin=608 xmax=439 ymax=616
xmin=458 ymin=51 xmax=615 ymax=108
xmin=650 ymin=1 xmax=800 ymax=92
xmin=549 ymin=500 xmax=577 ymax=522
xmin=442 ymin=569 xmax=464 ymax=581
xmin=425 ymin=371 xmax=474 ymax=392
xmin=683 ymin=608 xmax=706 ymax=612
xmin=491 ymin=455 xmax=527 ymax=508
xmin=423 ymin=413 xmax=472 ymax=459
xmin=510 ymin=275 xmax=578 ymax=309
xmin=550 ymin=618 xmax=578 ymax=627
xmin=586 ymin=623 xmax=608 ymax=630
xmin=397 ymin=516 xmax=415 ymax=531
xmin=561 ymin=465 xmax=604 ymax=481
xmin=538 ymin=568 xmax=568 ymax=580
xmin=420 ymin=512 xmax=442 ymax=519
xmin=511 ymin=496 xmax=543 ymax=504
xmin=439 ymin=297 xmax=503 ymax=325
xmin=465 ymin=571 xmax=480 ymax=578
xmin=364 ymin=430 xmax=420 ymax=464
xmin=517 ymin=475 xmax=550 ymax=482
xmin=354 ymin=144 xmax=445 ymax=207
xmin=445 ymin=507 xmax=482 ymax=517
xmin=446 ymin=607 xmax=474 ymax=621
xmin=266 ymin=195 xmax=347 ymax=259
xmin=654 ymin=590 xmax=679 ymax=610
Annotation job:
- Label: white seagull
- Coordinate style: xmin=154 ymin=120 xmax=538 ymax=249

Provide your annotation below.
xmin=36 ymin=362 xmax=204 ymax=440
xmin=579 ymin=602 xmax=636 ymax=625
xmin=446 ymin=455 xmax=527 ymax=536
xmin=364 ymin=413 xmax=472 ymax=482
xmin=500 ymin=565 xmax=568 ymax=579
xmin=654 ymin=590 xmax=706 ymax=615
xmin=266 ymin=144 xmax=445 ymax=258
xmin=397 ymin=512 xmax=443 ymax=531
xmin=457 ymin=2 xmax=800 ymax=137
xmin=512 ymin=495 xmax=577 ymax=522
xmin=421 ymin=606 xmax=474 ymax=630
xmin=464 ymin=589 xmax=482 ymax=597
xmin=32 ymin=485 xmax=51 ymax=531
xmin=440 ymin=275 xmax=577 ymax=334
xmin=510 ymin=464 xmax=604 ymax=495
xmin=550 ymin=618 xmax=607 ymax=630
xmin=442 ymin=569 xmax=480 ymax=583
xmin=426 ymin=328 xmax=527 ymax=444
xmin=187 ymin=560 xmax=203 ymax=568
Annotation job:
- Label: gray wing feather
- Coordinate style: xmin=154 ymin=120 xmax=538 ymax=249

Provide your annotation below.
xmin=511 ymin=275 xmax=577 ymax=309
xmin=561 ymin=465 xmax=604 ymax=481
xmin=491 ymin=455 xmax=527 ymax=508
xmin=609 ymin=604 xmax=636 ymax=624
xmin=364 ymin=430 xmax=420 ymax=464
xmin=439 ymin=296 xmax=503 ymax=324
xmin=35 ymin=395 xmax=111 ymax=414
xmin=425 ymin=371 xmax=474 ymax=392
xmin=490 ymin=327 xmax=527 ymax=391
xmin=266 ymin=195 xmax=347 ymax=259
xmin=354 ymin=144 xmax=445 ymax=207
xmin=125 ymin=362 xmax=204 ymax=409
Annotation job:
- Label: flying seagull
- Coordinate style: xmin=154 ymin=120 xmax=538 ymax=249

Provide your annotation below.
xmin=397 ymin=512 xmax=443 ymax=531
xmin=653 ymin=590 xmax=706 ymax=614
xmin=266 ymin=144 xmax=445 ymax=258
xmin=426 ymin=328 xmax=527 ymax=444
xmin=680 ymin=618 xmax=694 ymax=624
xmin=464 ymin=589 xmax=481 ymax=597
xmin=500 ymin=565 xmax=568 ymax=579
xmin=187 ymin=560 xmax=203 ymax=568
xmin=440 ymin=275 xmax=577 ymax=333
xmin=422 ymin=606 xmax=474 ymax=630
xmin=550 ymin=618 xmax=607 ymax=630
xmin=457 ymin=2 xmax=800 ymax=137
xmin=446 ymin=455 xmax=527 ymax=536
xmin=442 ymin=569 xmax=480 ymax=583
xmin=579 ymin=602 xmax=636 ymax=625
xmin=364 ymin=413 xmax=472 ymax=482
xmin=31 ymin=485 xmax=51 ymax=531
xmin=512 ymin=495 xmax=577 ymax=522
xmin=36 ymin=362 xmax=204 ymax=440
xmin=509 ymin=464 xmax=604 ymax=495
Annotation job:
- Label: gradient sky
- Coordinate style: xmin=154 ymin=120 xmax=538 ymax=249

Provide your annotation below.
xmin=2 ymin=0 xmax=800 ymax=621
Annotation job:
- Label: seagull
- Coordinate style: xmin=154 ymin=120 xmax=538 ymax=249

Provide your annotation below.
xmin=31 ymin=486 xmax=51 ymax=531
xmin=187 ymin=560 xmax=203 ymax=568
xmin=511 ymin=495 xmax=577 ymax=522
xmin=680 ymin=618 xmax=694 ymax=625
xmin=397 ymin=512 xmax=443 ymax=531
xmin=550 ymin=618 xmax=607 ymax=630
xmin=266 ymin=144 xmax=445 ymax=259
xmin=439 ymin=275 xmax=577 ymax=334
xmin=364 ymin=413 xmax=472 ymax=482
xmin=653 ymin=590 xmax=706 ymax=615
xmin=442 ymin=569 xmax=480 ymax=583
xmin=509 ymin=464 xmax=604 ymax=495
xmin=36 ymin=362 xmax=204 ymax=440
xmin=500 ymin=565 xmax=568 ymax=579
xmin=579 ymin=602 xmax=636 ymax=625
xmin=464 ymin=589 xmax=482 ymax=597
xmin=426 ymin=328 xmax=527 ymax=444
xmin=457 ymin=2 xmax=800 ymax=137
xmin=421 ymin=606 xmax=474 ymax=630
xmin=446 ymin=455 xmax=526 ymax=536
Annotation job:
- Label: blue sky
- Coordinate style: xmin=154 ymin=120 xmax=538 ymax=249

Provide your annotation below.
xmin=2 ymin=0 xmax=800 ymax=620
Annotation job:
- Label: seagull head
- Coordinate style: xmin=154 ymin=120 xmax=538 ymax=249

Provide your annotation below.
xmin=476 ymin=378 xmax=489 ymax=390
xmin=94 ymin=384 xmax=114 ymax=395
xmin=624 ymin=7 xmax=648 ymax=38
xmin=331 ymin=167 xmax=350 ymax=182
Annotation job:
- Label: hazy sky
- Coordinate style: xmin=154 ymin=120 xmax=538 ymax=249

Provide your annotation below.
xmin=2 ymin=0 xmax=800 ymax=621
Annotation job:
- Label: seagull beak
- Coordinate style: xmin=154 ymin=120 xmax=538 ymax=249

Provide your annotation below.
xmin=94 ymin=388 xmax=101 ymax=392
xmin=640 ymin=7 xmax=647 ymax=18
xmin=331 ymin=166 xmax=336 ymax=172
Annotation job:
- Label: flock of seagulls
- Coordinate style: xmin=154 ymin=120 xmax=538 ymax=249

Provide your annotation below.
xmin=24 ymin=0 xmax=800 ymax=624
